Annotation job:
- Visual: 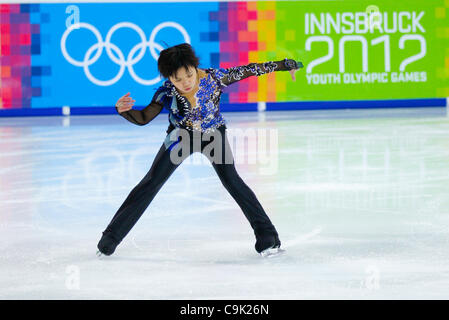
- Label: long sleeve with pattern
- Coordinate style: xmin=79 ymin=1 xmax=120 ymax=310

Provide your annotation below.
xmin=116 ymin=101 xmax=163 ymax=126
xmin=215 ymin=58 xmax=302 ymax=87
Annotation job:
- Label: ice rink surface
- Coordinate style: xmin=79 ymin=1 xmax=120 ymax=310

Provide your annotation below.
xmin=1 ymin=107 xmax=448 ymax=299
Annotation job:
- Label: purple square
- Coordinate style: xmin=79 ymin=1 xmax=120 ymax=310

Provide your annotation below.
xmin=11 ymin=45 xmax=21 ymax=55
xmin=22 ymin=87 xmax=32 ymax=97
xmin=31 ymin=87 xmax=42 ymax=97
xmin=209 ymin=11 xmax=218 ymax=21
xmin=11 ymin=66 xmax=21 ymax=77
xmin=21 ymin=67 xmax=31 ymax=77
xmin=218 ymin=11 xmax=227 ymax=21
xmin=20 ymin=46 xmax=30 ymax=55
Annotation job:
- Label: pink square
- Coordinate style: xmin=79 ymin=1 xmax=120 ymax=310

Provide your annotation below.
xmin=0 ymin=4 xmax=11 ymax=13
xmin=239 ymin=51 xmax=247 ymax=62
xmin=12 ymin=86 xmax=21 ymax=98
xmin=19 ymin=23 xmax=30 ymax=33
xmin=249 ymin=42 xmax=258 ymax=51
xmin=0 ymin=13 xmax=10 ymax=23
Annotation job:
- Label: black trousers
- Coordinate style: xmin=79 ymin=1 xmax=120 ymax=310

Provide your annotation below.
xmin=102 ymin=125 xmax=278 ymax=245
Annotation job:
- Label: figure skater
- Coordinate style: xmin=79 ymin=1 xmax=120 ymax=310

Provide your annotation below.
xmin=97 ymin=43 xmax=303 ymax=257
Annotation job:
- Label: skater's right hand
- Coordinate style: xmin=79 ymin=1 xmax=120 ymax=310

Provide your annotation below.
xmin=115 ymin=92 xmax=136 ymax=113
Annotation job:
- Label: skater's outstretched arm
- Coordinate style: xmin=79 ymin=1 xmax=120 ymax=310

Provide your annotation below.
xmin=115 ymin=92 xmax=163 ymax=126
xmin=214 ymin=58 xmax=303 ymax=87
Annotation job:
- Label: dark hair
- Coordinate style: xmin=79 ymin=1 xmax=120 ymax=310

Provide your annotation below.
xmin=157 ymin=43 xmax=200 ymax=79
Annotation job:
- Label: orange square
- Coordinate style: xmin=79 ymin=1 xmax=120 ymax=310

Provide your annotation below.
xmin=238 ymin=31 xmax=249 ymax=42
xmin=247 ymin=1 xmax=257 ymax=10
xmin=248 ymin=20 xmax=258 ymax=31
xmin=248 ymin=31 xmax=257 ymax=41
xmin=265 ymin=10 xmax=276 ymax=20
xmin=248 ymin=91 xmax=258 ymax=102
xmin=267 ymin=91 xmax=276 ymax=102
xmin=258 ymin=42 xmax=266 ymax=51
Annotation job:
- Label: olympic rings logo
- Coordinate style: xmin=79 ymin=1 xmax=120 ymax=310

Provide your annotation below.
xmin=60 ymin=22 xmax=190 ymax=86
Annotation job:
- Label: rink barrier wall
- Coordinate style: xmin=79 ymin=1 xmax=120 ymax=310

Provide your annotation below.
xmin=0 ymin=98 xmax=446 ymax=117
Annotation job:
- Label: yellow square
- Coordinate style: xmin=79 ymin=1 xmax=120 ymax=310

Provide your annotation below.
xmin=266 ymin=41 xmax=277 ymax=51
xmin=258 ymin=90 xmax=267 ymax=102
xmin=258 ymin=76 xmax=267 ymax=88
xmin=266 ymin=30 xmax=276 ymax=41
xmin=257 ymin=20 xmax=267 ymax=31
xmin=248 ymin=20 xmax=258 ymax=31
xmin=435 ymin=7 xmax=446 ymax=18
xmin=265 ymin=20 xmax=276 ymax=31
xmin=276 ymin=80 xmax=286 ymax=93
xmin=249 ymin=51 xmax=259 ymax=62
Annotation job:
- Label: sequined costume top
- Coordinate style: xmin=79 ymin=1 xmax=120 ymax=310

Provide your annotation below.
xmin=116 ymin=58 xmax=301 ymax=134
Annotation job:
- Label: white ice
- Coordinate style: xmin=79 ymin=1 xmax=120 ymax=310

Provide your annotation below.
xmin=1 ymin=107 xmax=449 ymax=299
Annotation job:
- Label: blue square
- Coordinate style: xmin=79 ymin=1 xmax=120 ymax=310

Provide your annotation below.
xmin=219 ymin=21 xmax=228 ymax=32
xmin=41 ymin=34 xmax=51 ymax=44
xmin=40 ymin=13 xmax=50 ymax=23
xmin=210 ymin=53 xmax=220 ymax=68
xmin=31 ymin=45 xmax=41 ymax=55
xmin=31 ymin=76 xmax=42 ymax=87
xmin=209 ymin=32 xmax=219 ymax=41
xmin=209 ymin=21 xmax=219 ymax=32
xmin=30 ymin=4 xmax=40 ymax=12
xmin=42 ymin=66 xmax=51 ymax=76
xmin=30 ymin=13 xmax=41 ymax=24
xmin=32 ymin=66 xmax=42 ymax=76
xmin=32 ymin=34 xmax=41 ymax=44
xmin=200 ymin=32 xmax=209 ymax=42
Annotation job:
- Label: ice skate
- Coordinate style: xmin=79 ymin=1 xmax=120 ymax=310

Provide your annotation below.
xmin=255 ymin=233 xmax=283 ymax=257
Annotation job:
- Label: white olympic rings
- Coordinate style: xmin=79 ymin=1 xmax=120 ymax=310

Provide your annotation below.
xmin=60 ymin=21 xmax=190 ymax=86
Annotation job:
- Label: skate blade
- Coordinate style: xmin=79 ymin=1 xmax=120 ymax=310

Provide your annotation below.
xmin=260 ymin=247 xmax=285 ymax=258
xmin=96 ymin=250 xmax=103 ymax=258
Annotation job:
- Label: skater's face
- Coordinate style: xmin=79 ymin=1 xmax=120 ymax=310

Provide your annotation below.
xmin=169 ymin=65 xmax=197 ymax=94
